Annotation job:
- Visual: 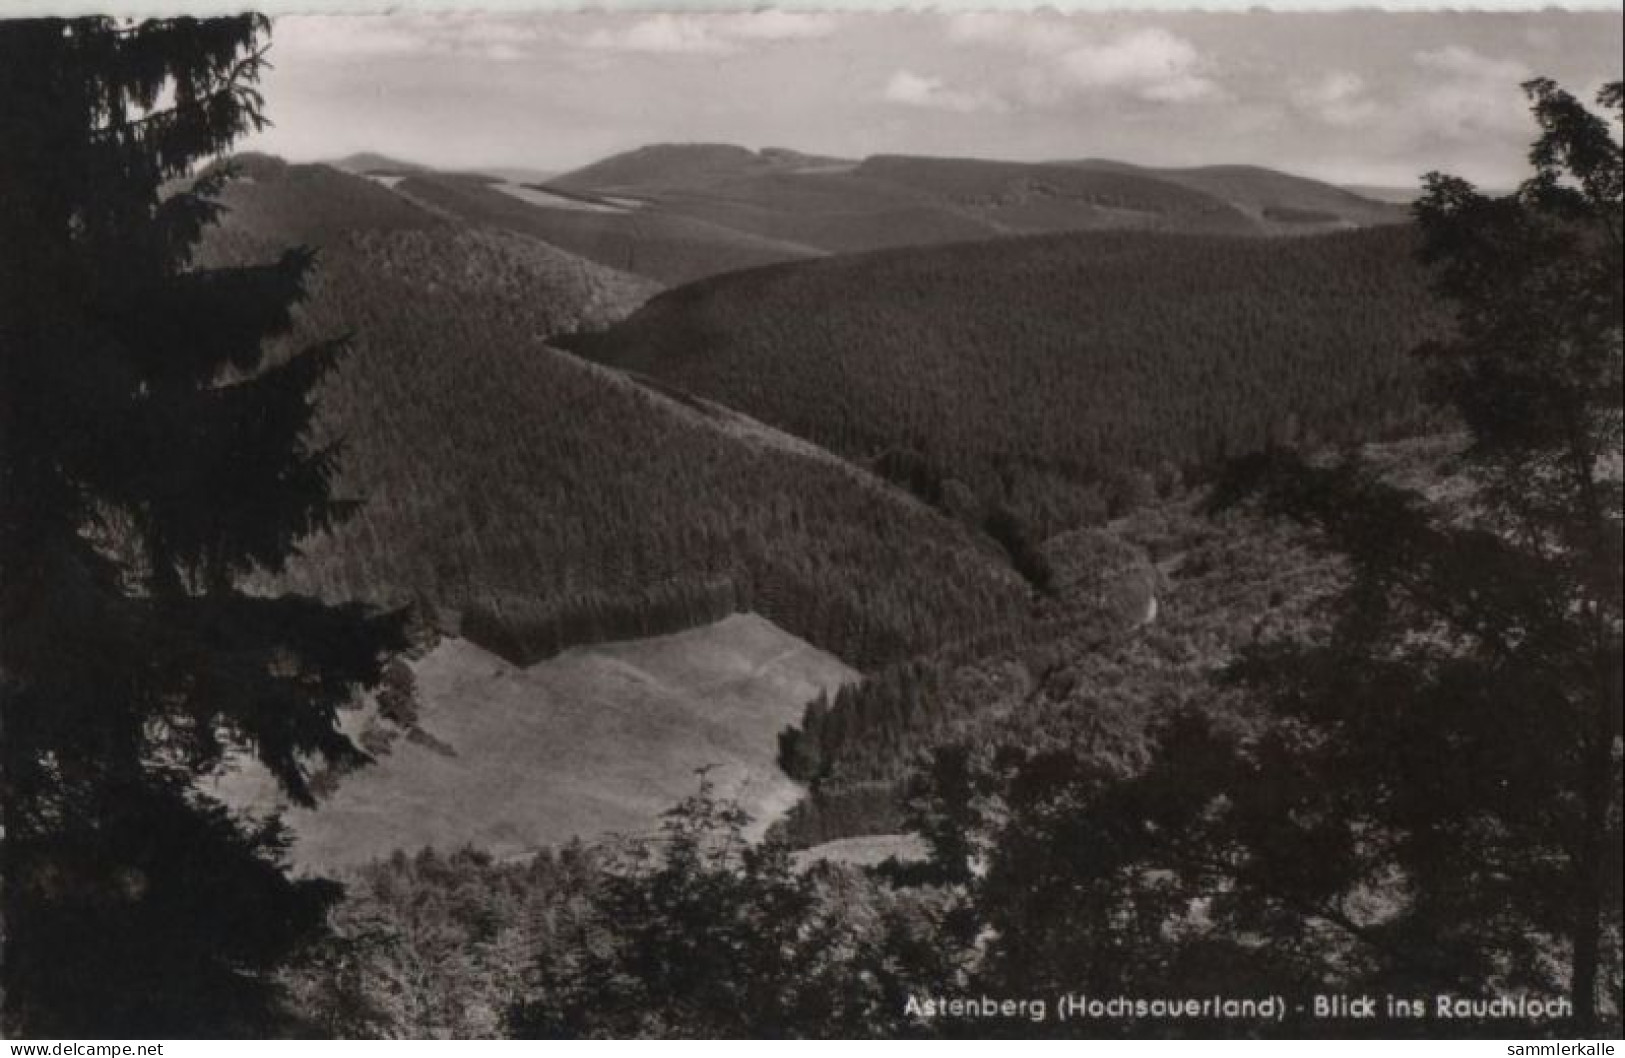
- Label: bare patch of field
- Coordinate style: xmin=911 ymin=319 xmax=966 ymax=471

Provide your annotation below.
xmin=794 ymin=833 xmax=928 ymax=870
xmin=492 ymin=182 xmax=628 ymax=213
xmin=215 ymin=613 xmax=857 ymax=872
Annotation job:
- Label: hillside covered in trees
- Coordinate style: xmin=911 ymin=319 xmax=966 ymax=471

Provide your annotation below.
xmin=198 ymin=156 xmax=1453 ymax=840
xmin=197 ymin=155 xmax=1455 ymax=851
xmin=1061 ymin=159 xmax=1407 ymax=232
xmin=199 ymin=157 xmax=1029 ymax=670
xmin=574 ymin=225 xmax=1448 ymax=537
xmin=770 ymin=450 xmax=1358 ymax=844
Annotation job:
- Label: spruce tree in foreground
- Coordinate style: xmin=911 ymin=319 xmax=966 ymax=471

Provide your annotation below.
xmin=0 ymin=16 xmax=403 ymax=1035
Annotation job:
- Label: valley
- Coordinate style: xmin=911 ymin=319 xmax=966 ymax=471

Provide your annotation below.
xmin=201 ymin=144 xmax=1437 ymax=863
xmin=13 ymin=10 xmax=1620 ymax=1039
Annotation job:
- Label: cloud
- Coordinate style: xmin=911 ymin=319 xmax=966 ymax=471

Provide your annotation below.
xmin=272 ymin=16 xmax=438 ymax=59
xmin=578 ymin=15 xmax=730 ymax=55
xmin=882 ymin=70 xmax=1006 ymax=114
xmin=721 ymin=11 xmax=842 ymax=42
xmin=274 ymin=12 xmax=841 ymax=64
xmin=1412 ymin=45 xmax=1534 ymax=140
xmin=274 ymin=14 xmax=559 ymax=63
xmin=1414 ymin=44 xmax=1529 ymax=83
xmin=576 ymin=13 xmax=840 ymax=55
xmin=945 ymin=12 xmax=1057 ymax=53
xmin=945 ymin=18 xmax=1220 ymax=106
xmin=1053 ymin=30 xmax=1221 ymax=103
xmin=1293 ymin=71 xmax=1380 ymax=127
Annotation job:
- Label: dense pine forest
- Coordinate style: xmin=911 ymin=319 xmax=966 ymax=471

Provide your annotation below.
xmin=848 ymin=155 xmax=1262 ymax=235
xmin=771 ymin=460 xmax=1354 ymax=844
xmin=1058 ymin=160 xmax=1407 ymax=232
xmin=199 ymin=157 xmax=1029 ymax=670
xmin=575 ymin=225 xmax=1449 ymax=538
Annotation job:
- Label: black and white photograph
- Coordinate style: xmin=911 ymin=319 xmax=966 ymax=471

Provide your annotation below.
xmin=1 ymin=2 xmax=1621 ymax=1041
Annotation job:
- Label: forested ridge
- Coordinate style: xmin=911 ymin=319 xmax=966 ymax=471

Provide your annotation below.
xmin=545 ymin=146 xmax=1405 ymax=256
xmin=576 ymin=225 xmax=1448 ymax=537
xmin=850 ymin=154 xmax=1260 ymax=235
xmin=394 ymin=171 xmax=822 ymax=285
xmin=199 ymin=157 xmax=1029 ymax=669
xmin=1061 ymin=159 xmax=1407 ymax=231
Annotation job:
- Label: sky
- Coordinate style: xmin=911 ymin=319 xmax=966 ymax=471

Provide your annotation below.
xmin=247 ymin=10 xmax=1624 ymax=188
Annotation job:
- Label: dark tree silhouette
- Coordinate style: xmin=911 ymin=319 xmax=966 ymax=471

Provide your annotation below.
xmin=508 ymin=779 xmax=829 ymax=1039
xmin=1217 ymin=77 xmax=1623 ymax=1030
xmin=1 ymin=16 xmax=403 ymax=1035
xmin=1392 ymin=78 xmax=1622 ymax=1029
xmin=899 ymin=78 xmax=1621 ymax=1037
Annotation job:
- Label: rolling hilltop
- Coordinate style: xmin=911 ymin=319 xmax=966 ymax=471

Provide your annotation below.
xmin=549 ymin=142 xmax=850 ymax=192
xmin=391 ymin=169 xmax=822 ymax=285
xmin=201 ymin=155 xmax=1029 ymax=671
xmin=328 ymin=151 xmax=431 ymax=176
xmin=847 ymin=154 xmax=1260 ymax=237
xmin=325 ymin=143 xmax=1409 ymax=285
xmin=1066 ymin=159 xmax=1407 ymax=232
xmin=548 ymin=144 xmax=1407 ymax=255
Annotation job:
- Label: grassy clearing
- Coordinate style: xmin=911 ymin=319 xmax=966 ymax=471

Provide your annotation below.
xmin=219 ymin=614 xmax=857 ymax=871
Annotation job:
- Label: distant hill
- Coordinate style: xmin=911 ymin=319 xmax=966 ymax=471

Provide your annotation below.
xmin=1068 ymin=159 xmax=1407 ymax=232
xmin=200 ymin=157 xmax=1029 ymax=670
xmin=215 ymin=153 xmax=437 ymax=241
xmin=851 ymin=154 xmax=1260 ymax=236
xmin=212 ymin=154 xmax=652 ymax=327
xmin=541 ymin=145 xmax=1407 ymax=271
xmin=1342 ymin=183 xmax=1515 ymax=206
xmin=317 ymin=145 xmax=1410 ymax=286
xmin=393 ymin=170 xmax=825 ymax=285
xmin=548 ymin=146 xmax=1263 ymax=262
xmin=573 ymin=224 xmax=1447 ymax=537
xmin=328 ymin=151 xmax=431 ymax=176
xmin=477 ymin=165 xmax=559 ymax=185
xmin=216 ymin=614 xmax=857 ymax=870
xmin=551 ymin=142 xmax=846 ymax=193
xmin=1341 ymin=184 xmax=1421 ymax=205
